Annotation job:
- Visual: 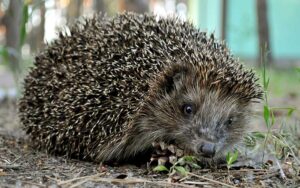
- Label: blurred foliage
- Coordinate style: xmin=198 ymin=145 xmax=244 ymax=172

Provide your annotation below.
xmin=20 ymin=2 xmax=29 ymax=47
xmin=256 ymin=68 xmax=300 ymax=98
xmin=0 ymin=0 xmax=30 ymax=79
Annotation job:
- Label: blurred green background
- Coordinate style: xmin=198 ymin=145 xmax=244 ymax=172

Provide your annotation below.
xmin=0 ymin=0 xmax=299 ymax=110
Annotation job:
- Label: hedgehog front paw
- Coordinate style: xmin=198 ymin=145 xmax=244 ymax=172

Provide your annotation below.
xmin=150 ymin=141 xmax=185 ymax=166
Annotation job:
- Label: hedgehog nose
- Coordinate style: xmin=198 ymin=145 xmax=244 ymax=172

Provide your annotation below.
xmin=199 ymin=142 xmax=216 ymax=157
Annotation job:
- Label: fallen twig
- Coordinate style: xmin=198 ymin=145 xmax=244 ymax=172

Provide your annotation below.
xmin=0 ymin=164 xmax=20 ymax=170
xmin=188 ymin=172 xmax=236 ymax=188
xmin=58 ymin=174 xmax=196 ymax=188
xmin=57 ymin=173 xmax=105 ymax=185
xmin=183 ymin=180 xmax=210 ymax=185
xmin=45 ymin=175 xmax=62 ymax=183
xmin=275 ymin=159 xmax=287 ymax=180
xmin=19 ymin=180 xmax=46 ymax=188
xmin=69 ymin=178 xmax=91 ymax=188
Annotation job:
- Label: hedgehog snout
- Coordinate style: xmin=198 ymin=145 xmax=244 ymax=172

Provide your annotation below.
xmin=198 ymin=141 xmax=216 ymax=157
xmin=189 ymin=126 xmax=225 ymax=158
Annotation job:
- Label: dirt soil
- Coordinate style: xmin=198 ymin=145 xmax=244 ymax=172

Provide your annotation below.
xmin=0 ymin=99 xmax=299 ymax=188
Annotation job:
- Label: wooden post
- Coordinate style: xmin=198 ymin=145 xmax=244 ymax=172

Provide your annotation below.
xmin=256 ymin=0 xmax=272 ymax=66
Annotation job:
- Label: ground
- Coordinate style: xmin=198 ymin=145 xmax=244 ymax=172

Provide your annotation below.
xmin=0 ymin=68 xmax=299 ymax=187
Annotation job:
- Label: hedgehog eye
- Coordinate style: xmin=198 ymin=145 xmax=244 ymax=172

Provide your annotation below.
xmin=225 ymin=117 xmax=233 ymax=126
xmin=182 ymin=104 xmax=193 ymax=115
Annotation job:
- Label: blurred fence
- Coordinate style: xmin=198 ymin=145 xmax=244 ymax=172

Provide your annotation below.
xmin=0 ymin=0 xmax=299 ymax=99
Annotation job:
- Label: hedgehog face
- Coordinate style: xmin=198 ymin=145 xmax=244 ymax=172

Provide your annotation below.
xmin=175 ymin=90 xmax=248 ymax=162
xmin=140 ymin=63 xmax=253 ymax=163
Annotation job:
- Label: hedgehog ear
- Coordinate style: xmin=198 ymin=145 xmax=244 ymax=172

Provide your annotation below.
xmin=163 ymin=65 xmax=188 ymax=94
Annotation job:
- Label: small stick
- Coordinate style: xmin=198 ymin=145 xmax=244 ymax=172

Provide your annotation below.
xmin=45 ymin=175 xmax=62 ymax=183
xmin=0 ymin=164 xmax=20 ymax=170
xmin=11 ymin=155 xmax=23 ymax=163
xmin=155 ymin=180 xmax=196 ymax=188
xmin=187 ymin=172 xmax=236 ymax=188
xmin=73 ymin=176 xmax=196 ymax=188
xmin=183 ymin=180 xmax=210 ymax=185
xmin=230 ymin=168 xmax=267 ymax=172
xmin=58 ymin=173 xmax=105 ymax=185
xmin=275 ymin=159 xmax=286 ymax=180
xmin=19 ymin=180 xmax=46 ymax=188
xmin=69 ymin=178 xmax=91 ymax=188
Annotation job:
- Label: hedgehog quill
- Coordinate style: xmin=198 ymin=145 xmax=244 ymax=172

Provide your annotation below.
xmin=19 ymin=12 xmax=262 ymax=164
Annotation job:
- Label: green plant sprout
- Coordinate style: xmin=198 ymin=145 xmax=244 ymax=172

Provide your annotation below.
xmin=153 ymin=156 xmax=200 ymax=177
xmin=226 ymin=150 xmax=239 ymax=170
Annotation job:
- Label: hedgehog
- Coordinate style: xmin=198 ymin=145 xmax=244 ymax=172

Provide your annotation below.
xmin=19 ymin=12 xmax=263 ymax=164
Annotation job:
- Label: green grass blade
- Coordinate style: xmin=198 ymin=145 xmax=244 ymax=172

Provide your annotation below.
xmin=264 ymin=105 xmax=270 ymax=128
